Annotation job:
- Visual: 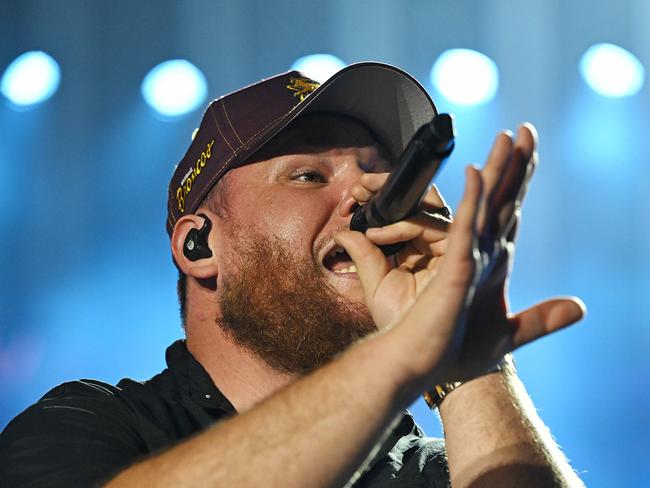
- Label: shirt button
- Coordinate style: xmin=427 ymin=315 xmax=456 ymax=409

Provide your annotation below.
xmin=204 ymin=394 xmax=212 ymax=399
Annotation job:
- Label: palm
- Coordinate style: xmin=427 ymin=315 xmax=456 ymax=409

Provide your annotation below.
xmin=431 ymin=126 xmax=583 ymax=380
xmin=450 ymin=245 xmax=514 ymax=379
xmin=370 ymin=245 xmax=445 ymax=329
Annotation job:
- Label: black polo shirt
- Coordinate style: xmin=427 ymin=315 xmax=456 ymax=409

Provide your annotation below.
xmin=0 ymin=340 xmax=449 ymax=487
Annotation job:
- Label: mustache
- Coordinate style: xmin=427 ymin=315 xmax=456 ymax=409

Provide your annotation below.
xmin=315 ymin=223 xmax=354 ymax=254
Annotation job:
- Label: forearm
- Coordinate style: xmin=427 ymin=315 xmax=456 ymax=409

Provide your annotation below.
xmin=105 ymin=330 xmax=414 ymax=488
xmin=439 ymin=364 xmax=584 ymax=487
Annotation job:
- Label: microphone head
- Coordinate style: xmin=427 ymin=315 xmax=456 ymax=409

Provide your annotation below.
xmin=432 ymin=113 xmax=455 ymax=140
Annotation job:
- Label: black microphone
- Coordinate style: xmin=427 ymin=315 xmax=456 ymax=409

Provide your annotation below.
xmin=350 ymin=113 xmax=456 ymax=255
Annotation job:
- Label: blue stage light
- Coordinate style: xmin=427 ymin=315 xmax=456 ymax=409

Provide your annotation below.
xmin=579 ymin=43 xmax=645 ymax=98
xmin=1 ymin=51 xmax=61 ymax=107
xmin=141 ymin=60 xmax=207 ymax=118
xmin=291 ymin=54 xmax=346 ymax=83
xmin=430 ymin=49 xmax=499 ymax=106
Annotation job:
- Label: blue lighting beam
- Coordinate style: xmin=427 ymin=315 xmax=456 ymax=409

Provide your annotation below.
xmin=431 ymin=49 xmax=499 ymax=106
xmin=1 ymin=51 xmax=61 ymax=108
xmin=291 ymin=54 xmax=346 ymax=83
xmin=580 ymin=43 xmax=645 ymax=98
xmin=141 ymin=60 xmax=208 ymax=118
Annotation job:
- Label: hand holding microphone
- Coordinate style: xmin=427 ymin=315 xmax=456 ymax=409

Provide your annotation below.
xmin=350 ymin=114 xmax=456 ymax=255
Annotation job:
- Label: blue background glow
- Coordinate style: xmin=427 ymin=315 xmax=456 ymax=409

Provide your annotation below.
xmin=431 ymin=48 xmax=499 ymax=105
xmin=1 ymin=1 xmax=649 ymax=486
xmin=141 ymin=59 xmax=208 ymax=117
xmin=290 ymin=53 xmax=347 ymax=83
xmin=1 ymin=50 xmax=60 ymax=107
xmin=580 ymin=43 xmax=645 ymax=98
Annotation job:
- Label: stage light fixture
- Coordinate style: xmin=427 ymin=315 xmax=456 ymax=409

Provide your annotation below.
xmin=430 ymin=49 xmax=499 ymax=106
xmin=141 ymin=60 xmax=207 ymax=117
xmin=290 ymin=54 xmax=346 ymax=83
xmin=1 ymin=50 xmax=61 ymax=107
xmin=580 ymin=43 xmax=645 ymax=98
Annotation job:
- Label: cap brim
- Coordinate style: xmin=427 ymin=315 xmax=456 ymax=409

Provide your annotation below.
xmin=297 ymin=62 xmax=438 ymax=160
xmin=235 ymin=62 xmax=437 ymax=167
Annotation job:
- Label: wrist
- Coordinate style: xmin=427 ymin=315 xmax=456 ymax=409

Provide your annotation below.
xmin=373 ymin=326 xmax=452 ymax=410
xmin=423 ymin=354 xmax=515 ymax=409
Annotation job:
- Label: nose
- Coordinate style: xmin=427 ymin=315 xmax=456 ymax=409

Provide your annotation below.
xmin=334 ymin=160 xmax=367 ymax=219
xmin=336 ymin=188 xmax=361 ymax=219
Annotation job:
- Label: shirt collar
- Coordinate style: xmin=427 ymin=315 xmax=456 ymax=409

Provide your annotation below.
xmin=165 ymin=339 xmax=236 ymax=414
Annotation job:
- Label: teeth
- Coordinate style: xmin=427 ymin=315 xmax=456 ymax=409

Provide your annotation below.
xmin=324 ymin=245 xmax=356 ymax=274
xmin=333 ymin=265 xmax=357 ymax=274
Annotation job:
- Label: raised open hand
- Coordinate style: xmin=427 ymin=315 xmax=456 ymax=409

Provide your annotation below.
xmin=335 ymin=123 xmax=585 ymax=383
xmin=450 ymin=124 xmax=585 ymax=379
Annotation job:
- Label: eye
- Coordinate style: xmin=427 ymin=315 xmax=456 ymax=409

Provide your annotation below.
xmin=290 ymin=169 xmax=327 ymax=184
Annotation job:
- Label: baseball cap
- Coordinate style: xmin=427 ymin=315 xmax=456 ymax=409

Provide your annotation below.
xmin=166 ymin=61 xmax=438 ymax=237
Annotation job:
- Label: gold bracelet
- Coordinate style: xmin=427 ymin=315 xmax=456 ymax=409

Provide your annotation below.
xmin=423 ymin=382 xmax=464 ymax=409
xmin=423 ymin=355 xmax=514 ymax=409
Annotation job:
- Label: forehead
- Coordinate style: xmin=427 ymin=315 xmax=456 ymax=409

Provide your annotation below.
xmin=248 ymin=113 xmax=391 ymax=163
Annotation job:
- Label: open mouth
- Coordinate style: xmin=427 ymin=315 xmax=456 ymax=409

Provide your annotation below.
xmin=322 ymin=246 xmax=357 ymax=275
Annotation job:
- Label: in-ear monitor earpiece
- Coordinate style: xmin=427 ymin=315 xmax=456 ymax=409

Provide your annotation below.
xmin=183 ymin=214 xmax=213 ymax=261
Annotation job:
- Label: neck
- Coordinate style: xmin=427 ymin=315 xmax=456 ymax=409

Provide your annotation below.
xmin=186 ymin=323 xmax=297 ymax=413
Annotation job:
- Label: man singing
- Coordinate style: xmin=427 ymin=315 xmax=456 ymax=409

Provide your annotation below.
xmin=0 ymin=62 xmax=586 ymax=487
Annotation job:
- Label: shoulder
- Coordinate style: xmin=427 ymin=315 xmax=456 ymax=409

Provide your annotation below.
xmin=39 ymin=378 xmax=125 ymax=401
xmin=0 ymin=377 xmax=147 ymax=449
xmin=5 ymin=379 xmax=128 ymax=420
xmin=11 ymin=378 xmax=143 ymax=428
xmin=0 ymin=379 xmax=147 ymax=487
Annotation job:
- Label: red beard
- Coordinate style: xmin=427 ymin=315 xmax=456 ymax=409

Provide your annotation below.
xmin=217 ymin=229 xmax=377 ymax=375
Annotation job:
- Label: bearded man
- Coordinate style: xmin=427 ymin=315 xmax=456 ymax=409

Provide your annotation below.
xmin=0 ymin=63 xmax=586 ymax=487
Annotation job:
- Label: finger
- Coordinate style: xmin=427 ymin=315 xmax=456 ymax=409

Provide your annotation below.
xmin=477 ymin=131 xmax=514 ymax=234
xmin=490 ymin=124 xmax=538 ymax=238
xmin=503 ymin=208 xmax=520 ymax=243
xmin=350 ymin=172 xmax=390 ymax=203
xmin=401 ymin=166 xmax=483 ymax=345
xmin=510 ymin=123 xmax=538 ymax=210
xmin=436 ymin=165 xmax=483 ymax=285
xmin=510 ymin=296 xmax=586 ymax=349
xmin=365 ymin=214 xmax=449 ymax=254
xmin=333 ymin=230 xmax=392 ymax=303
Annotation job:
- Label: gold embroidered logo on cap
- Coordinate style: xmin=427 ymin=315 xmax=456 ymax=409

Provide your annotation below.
xmin=175 ymin=139 xmax=215 ymax=213
xmin=287 ymin=77 xmax=320 ymax=102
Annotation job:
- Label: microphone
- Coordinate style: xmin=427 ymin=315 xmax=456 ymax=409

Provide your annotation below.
xmin=350 ymin=113 xmax=456 ymax=255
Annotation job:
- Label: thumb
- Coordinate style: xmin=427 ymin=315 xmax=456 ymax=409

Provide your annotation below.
xmin=333 ymin=230 xmax=392 ymax=304
xmin=510 ymin=297 xmax=587 ymax=348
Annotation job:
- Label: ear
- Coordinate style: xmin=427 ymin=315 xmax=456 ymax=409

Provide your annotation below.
xmin=171 ymin=210 xmax=220 ymax=280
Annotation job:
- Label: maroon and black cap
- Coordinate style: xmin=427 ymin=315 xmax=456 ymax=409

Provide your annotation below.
xmin=166 ymin=62 xmax=438 ymax=237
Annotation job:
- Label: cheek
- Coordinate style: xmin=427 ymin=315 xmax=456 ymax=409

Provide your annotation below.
xmin=233 ymin=190 xmax=332 ymax=249
xmin=258 ymin=200 xmax=326 ymax=245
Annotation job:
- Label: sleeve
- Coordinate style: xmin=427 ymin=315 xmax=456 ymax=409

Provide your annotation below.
xmin=0 ymin=381 xmax=147 ymax=488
